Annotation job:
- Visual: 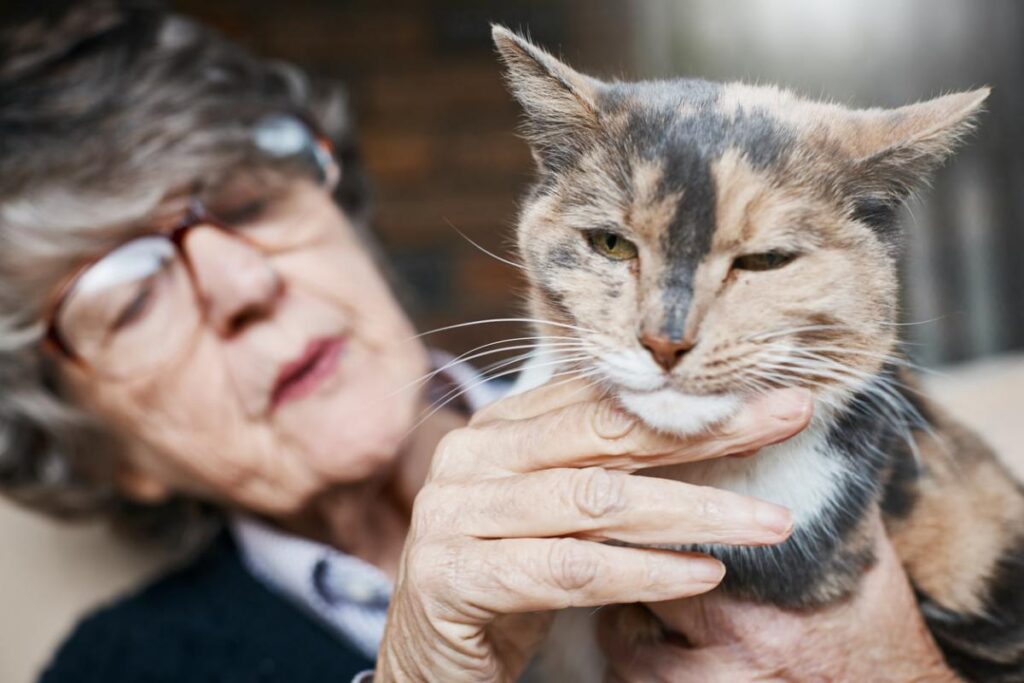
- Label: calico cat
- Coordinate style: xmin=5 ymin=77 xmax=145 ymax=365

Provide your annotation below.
xmin=491 ymin=25 xmax=1024 ymax=682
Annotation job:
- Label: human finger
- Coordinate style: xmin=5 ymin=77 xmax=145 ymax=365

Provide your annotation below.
xmin=410 ymin=537 xmax=726 ymax=618
xmin=440 ymin=467 xmax=792 ymax=546
xmin=431 ymin=389 xmax=812 ymax=479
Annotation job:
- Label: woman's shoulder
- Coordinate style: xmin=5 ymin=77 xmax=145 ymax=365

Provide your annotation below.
xmin=38 ymin=533 xmax=374 ymax=682
xmin=38 ymin=534 xmax=251 ymax=682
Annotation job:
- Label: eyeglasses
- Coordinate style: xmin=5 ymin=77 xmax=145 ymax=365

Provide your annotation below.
xmin=43 ymin=114 xmax=341 ymax=380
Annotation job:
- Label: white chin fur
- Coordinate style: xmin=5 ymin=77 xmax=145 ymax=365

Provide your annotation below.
xmin=617 ymin=389 xmax=741 ymax=436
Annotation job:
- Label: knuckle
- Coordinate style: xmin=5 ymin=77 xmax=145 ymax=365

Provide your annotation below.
xmin=429 ymin=428 xmax=477 ymax=477
xmin=546 ymin=539 xmax=601 ymax=595
xmin=589 ymin=399 xmax=638 ymax=443
xmin=409 ymin=483 xmax=445 ymax=531
xmin=568 ymin=467 xmax=627 ymax=519
xmin=406 ymin=538 xmax=463 ymax=598
xmin=713 ymin=420 xmax=750 ymax=451
xmin=509 ymin=419 xmax=545 ymax=463
xmin=403 ymin=539 xmax=439 ymax=587
xmin=639 ymin=551 xmax=664 ymax=592
xmin=710 ymin=405 xmax=765 ymax=447
xmin=410 ymin=481 xmax=471 ymax=537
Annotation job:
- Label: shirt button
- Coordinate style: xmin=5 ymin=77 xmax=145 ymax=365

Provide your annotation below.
xmin=312 ymin=556 xmax=390 ymax=608
xmin=346 ymin=576 xmax=377 ymax=603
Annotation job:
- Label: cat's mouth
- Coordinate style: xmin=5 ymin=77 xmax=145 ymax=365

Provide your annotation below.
xmin=570 ymin=348 xmax=743 ymax=435
xmin=615 ymin=387 xmax=742 ymax=437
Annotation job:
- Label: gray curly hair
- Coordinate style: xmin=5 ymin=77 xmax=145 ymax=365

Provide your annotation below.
xmin=0 ymin=0 xmax=370 ymax=543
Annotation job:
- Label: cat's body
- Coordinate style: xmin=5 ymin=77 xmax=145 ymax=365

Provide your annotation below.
xmin=492 ymin=26 xmax=1024 ymax=682
xmin=520 ymin=358 xmax=1024 ymax=680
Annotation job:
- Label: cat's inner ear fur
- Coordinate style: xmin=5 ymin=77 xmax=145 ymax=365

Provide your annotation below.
xmin=840 ymin=88 xmax=990 ymax=232
xmin=491 ymin=25 xmax=602 ymax=172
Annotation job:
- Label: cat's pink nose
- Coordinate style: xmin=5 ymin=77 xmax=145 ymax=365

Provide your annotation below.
xmin=639 ymin=334 xmax=694 ymax=372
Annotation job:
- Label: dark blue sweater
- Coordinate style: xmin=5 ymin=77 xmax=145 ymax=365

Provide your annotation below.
xmin=39 ymin=534 xmax=374 ymax=682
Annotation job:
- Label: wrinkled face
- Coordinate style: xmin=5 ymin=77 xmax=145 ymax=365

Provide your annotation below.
xmin=494 ymin=27 xmax=986 ymax=433
xmin=61 ymin=181 xmax=429 ymax=514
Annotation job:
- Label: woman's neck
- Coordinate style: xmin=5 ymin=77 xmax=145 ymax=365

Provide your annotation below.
xmin=275 ymin=404 xmax=467 ymax=580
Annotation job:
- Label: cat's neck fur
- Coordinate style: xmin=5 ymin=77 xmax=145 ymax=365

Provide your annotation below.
xmin=664 ymin=389 xmax=901 ymax=607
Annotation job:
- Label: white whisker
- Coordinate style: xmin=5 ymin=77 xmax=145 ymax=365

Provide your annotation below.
xmin=386 ymin=337 xmax=596 ymax=400
xmin=444 ymin=218 xmax=526 ymax=271
xmin=425 ymin=353 xmax=594 ymax=416
xmin=768 ymin=343 xmax=942 ymax=378
xmin=753 ymin=347 xmax=936 ymax=463
xmin=408 ymin=317 xmax=597 ymax=341
xmin=743 ymin=323 xmax=848 ymax=344
xmin=402 ymin=360 xmax=599 ymax=441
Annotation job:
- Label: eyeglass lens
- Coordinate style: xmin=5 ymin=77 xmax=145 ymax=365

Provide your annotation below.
xmin=51 ymin=115 xmax=339 ymax=377
xmin=56 ymin=236 xmax=201 ymax=377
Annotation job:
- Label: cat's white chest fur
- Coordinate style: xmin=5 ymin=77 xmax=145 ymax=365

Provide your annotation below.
xmin=653 ymin=419 xmax=845 ymax=524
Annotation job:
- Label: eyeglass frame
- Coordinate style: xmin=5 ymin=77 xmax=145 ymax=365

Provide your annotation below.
xmin=41 ymin=118 xmax=340 ymax=372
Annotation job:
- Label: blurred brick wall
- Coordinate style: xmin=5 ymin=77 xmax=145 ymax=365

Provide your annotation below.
xmin=174 ymin=0 xmax=633 ymax=368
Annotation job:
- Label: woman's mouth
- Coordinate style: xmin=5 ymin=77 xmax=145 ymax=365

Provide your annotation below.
xmin=270 ymin=336 xmax=346 ymax=412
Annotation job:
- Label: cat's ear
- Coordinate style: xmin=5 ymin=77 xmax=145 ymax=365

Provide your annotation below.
xmin=491 ymin=25 xmax=602 ymax=172
xmin=842 ymin=88 xmax=990 ymax=230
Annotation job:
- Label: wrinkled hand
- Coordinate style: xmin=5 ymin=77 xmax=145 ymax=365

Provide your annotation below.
xmin=376 ymin=379 xmax=813 ymax=682
xmin=601 ymin=516 xmax=958 ymax=683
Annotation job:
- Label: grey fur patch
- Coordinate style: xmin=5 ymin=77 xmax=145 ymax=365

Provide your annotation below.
xmin=547 ymin=241 xmax=581 ymax=269
xmin=602 ymin=80 xmax=795 ymax=338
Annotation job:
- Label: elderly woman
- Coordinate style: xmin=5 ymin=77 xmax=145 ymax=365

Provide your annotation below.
xmin=1 ymin=3 xmax=957 ymax=682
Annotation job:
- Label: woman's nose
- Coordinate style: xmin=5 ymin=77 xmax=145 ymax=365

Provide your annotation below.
xmin=183 ymin=226 xmax=283 ymax=336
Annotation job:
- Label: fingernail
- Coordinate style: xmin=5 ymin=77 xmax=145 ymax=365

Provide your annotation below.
xmin=689 ymin=558 xmax=727 ymax=584
xmin=755 ymin=502 xmax=794 ymax=536
xmin=767 ymin=389 xmax=811 ymax=421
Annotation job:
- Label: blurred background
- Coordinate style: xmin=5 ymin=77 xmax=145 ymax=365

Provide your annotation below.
xmin=172 ymin=0 xmax=1024 ymax=368
xmin=2 ymin=2 xmax=1023 ymax=681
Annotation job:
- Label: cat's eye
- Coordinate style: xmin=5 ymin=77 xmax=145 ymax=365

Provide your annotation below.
xmin=586 ymin=230 xmax=638 ymax=261
xmin=732 ymin=251 xmax=797 ymax=271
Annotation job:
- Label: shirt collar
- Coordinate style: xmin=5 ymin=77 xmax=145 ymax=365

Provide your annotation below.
xmin=231 ymin=513 xmax=391 ymax=607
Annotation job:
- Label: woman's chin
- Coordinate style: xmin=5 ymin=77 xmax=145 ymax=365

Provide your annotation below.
xmin=266 ymin=337 xmax=428 ymax=485
xmin=276 ymin=389 xmax=415 ymax=481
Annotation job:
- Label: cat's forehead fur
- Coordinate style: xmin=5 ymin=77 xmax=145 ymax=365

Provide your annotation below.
xmin=598 ymin=79 xmax=797 ymax=177
xmin=577 ymin=79 xmax=805 ymax=284
xmin=527 ymin=78 xmax=858 ymax=340
xmin=540 ymin=74 xmax=977 ymax=230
